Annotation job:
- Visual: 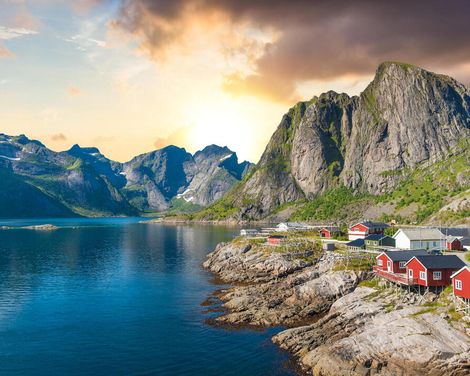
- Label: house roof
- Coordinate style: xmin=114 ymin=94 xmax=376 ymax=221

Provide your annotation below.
xmin=394 ymin=228 xmax=444 ymax=241
xmin=269 ymin=235 xmax=287 ymax=239
xmin=351 ymin=221 xmax=389 ymax=229
xmin=365 ymin=234 xmax=392 ymax=241
xmin=347 ymin=239 xmax=365 ymax=247
xmin=451 ymin=266 xmax=470 ymax=279
xmin=406 ymin=255 xmax=466 ymax=269
xmin=446 ymin=235 xmax=463 ymax=242
xmin=382 ymin=250 xmax=428 ymax=262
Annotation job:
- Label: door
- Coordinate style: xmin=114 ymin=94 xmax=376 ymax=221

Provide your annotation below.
xmin=387 ymin=261 xmax=392 ymax=272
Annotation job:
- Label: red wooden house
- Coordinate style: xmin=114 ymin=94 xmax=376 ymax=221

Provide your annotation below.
xmin=451 ymin=266 xmax=470 ymax=299
xmin=348 ymin=221 xmax=389 ymax=240
xmin=319 ymin=226 xmax=340 ymax=238
xmin=446 ymin=236 xmax=463 ymax=251
xmin=267 ymin=235 xmax=287 ymax=245
xmin=373 ymin=250 xmax=427 ymax=284
xmin=404 ymin=255 xmax=465 ymax=287
xmin=376 ymin=250 xmax=427 ymax=274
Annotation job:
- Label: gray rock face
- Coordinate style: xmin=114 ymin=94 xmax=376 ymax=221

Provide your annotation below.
xmin=222 ymin=62 xmax=470 ymax=219
xmin=204 ymin=242 xmax=357 ymax=326
xmin=122 ymin=144 xmax=252 ymax=211
xmin=274 ymin=287 xmax=470 ymax=376
xmin=204 ymin=240 xmax=470 ymax=375
xmin=0 ymin=134 xmax=252 ymax=217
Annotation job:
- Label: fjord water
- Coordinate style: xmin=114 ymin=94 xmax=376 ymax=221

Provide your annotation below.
xmin=0 ymin=219 xmax=296 ymax=376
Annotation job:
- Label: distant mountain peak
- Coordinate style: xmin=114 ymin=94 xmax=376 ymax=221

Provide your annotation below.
xmin=68 ymin=144 xmax=101 ymax=155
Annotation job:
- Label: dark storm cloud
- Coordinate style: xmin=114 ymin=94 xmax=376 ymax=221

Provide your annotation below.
xmin=115 ymin=0 xmax=470 ymax=101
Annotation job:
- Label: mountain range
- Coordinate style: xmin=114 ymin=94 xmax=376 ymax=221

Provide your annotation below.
xmin=196 ymin=62 xmax=470 ymax=225
xmin=2 ymin=61 xmax=469 ymax=223
xmin=0 ymin=134 xmax=251 ymax=218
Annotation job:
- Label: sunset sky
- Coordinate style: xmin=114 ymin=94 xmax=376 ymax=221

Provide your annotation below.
xmin=1 ymin=0 xmax=470 ymax=163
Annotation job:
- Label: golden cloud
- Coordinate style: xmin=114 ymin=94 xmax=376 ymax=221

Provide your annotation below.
xmin=67 ymin=87 xmax=82 ymax=97
xmin=50 ymin=133 xmax=67 ymax=142
xmin=0 ymin=44 xmax=14 ymax=58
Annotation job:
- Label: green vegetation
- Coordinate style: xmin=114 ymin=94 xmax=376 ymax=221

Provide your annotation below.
xmin=358 ymin=279 xmax=382 ymax=289
xmin=465 ymin=254 xmax=470 ymax=263
xmin=291 ymin=186 xmax=371 ymax=221
xmin=376 ymin=142 xmax=469 ymax=222
xmin=333 ymin=253 xmax=376 ymax=271
xmin=167 ymin=197 xmax=202 ymax=214
xmin=66 ymin=159 xmax=83 ymax=170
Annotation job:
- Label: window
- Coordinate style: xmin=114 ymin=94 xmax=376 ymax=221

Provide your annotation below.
xmin=420 ymin=271 xmax=426 ymax=280
xmin=408 ymin=269 xmax=413 ymax=278
xmin=433 ymin=271 xmax=442 ymax=280
xmin=455 ymin=280 xmax=462 ymax=290
xmin=399 ymin=261 xmax=406 ymax=269
xmin=378 ymin=259 xmax=383 ymax=266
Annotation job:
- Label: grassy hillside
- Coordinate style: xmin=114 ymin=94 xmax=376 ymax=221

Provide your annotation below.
xmin=188 ymin=141 xmax=469 ymax=225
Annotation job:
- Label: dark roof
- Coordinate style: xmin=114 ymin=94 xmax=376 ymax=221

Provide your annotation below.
xmin=365 ymin=234 xmax=386 ymax=241
xmin=411 ymin=255 xmax=466 ymax=269
xmin=347 ymin=239 xmax=365 ymax=247
xmin=361 ymin=221 xmax=389 ymax=229
xmin=383 ymin=250 xmax=428 ymax=262
xmin=268 ymin=235 xmax=286 ymax=239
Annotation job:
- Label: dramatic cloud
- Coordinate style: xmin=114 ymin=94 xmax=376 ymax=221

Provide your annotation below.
xmin=50 ymin=133 xmax=67 ymax=142
xmin=114 ymin=0 xmax=470 ymax=102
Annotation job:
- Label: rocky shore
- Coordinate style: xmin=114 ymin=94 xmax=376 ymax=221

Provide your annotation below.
xmin=203 ymin=240 xmax=470 ymax=375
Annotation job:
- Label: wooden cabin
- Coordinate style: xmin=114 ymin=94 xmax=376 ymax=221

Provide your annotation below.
xmin=376 ymin=250 xmax=428 ymax=274
xmin=451 ymin=266 xmax=470 ymax=299
xmin=364 ymin=234 xmax=395 ymax=250
xmin=446 ymin=236 xmax=463 ymax=251
xmin=319 ymin=227 xmax=340 ymax=238
xmin=267 ymin=235 xmax=287 ymax=245
xmin=348 ymin=221 xmax=389 ymax=240
xmin=404 ymin=255 xmax=466 ymax=287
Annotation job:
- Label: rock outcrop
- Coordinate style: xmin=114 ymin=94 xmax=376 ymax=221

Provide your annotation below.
xmin=274 ymin=288 xmax=470 ymax=376
xmin=204 ymin=241 xmax=470 ymax=375
xmin=203 ymin=62 xmax=470 ymax=220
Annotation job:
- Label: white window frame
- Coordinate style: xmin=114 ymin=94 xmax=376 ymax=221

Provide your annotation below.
xmin=399 ymin=261 xmax=406 ymax=268
xmin=408 ymin=269 xmax=413 ymax=278
xmin=387 ymin=261 xmax=392 ymax=272
xmin=432 ymin=271 xmax=442 ymax=281
xmin=378 ymin=259 xmax=383 ymax=266
xmin=419 ymin=271 xmax=426 ymax=280
xmin=455 ymin=279 xmax=462 ymax=290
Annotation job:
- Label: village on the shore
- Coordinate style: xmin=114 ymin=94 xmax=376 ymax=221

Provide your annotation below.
xmin=240 ymin=221 xmax=470 ymax=315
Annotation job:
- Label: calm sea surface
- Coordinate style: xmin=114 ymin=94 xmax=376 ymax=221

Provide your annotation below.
xmin=0 ymin=218 xmax=296 ymax=375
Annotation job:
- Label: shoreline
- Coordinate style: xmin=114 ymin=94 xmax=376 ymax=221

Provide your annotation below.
xmin=202 ymin=238 xmax=470 ymax=375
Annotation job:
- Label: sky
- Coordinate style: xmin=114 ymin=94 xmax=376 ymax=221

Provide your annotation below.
xmin=1 ymin=0 xmax=470 ymax=163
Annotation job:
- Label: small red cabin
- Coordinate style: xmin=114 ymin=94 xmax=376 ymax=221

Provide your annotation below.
xmin=376 ymin=250 xmax=427 ymax=274
xmin=348 ymin=221 xmax=388 ymax=240
xmin=405 ymin=255 xmax=465 ymax=287
xmin=447 ymin=237 xmax=463 ymax=251
xmin=267 ymin=235 xmax=287 ymax=245
xmin=451 ymin=266 xmax=470 ymax=299
xmin=320 ymin=227 xmax=340 ymax=238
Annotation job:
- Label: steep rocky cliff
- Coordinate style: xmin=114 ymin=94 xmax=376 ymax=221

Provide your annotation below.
xmin=201 ymin=62 xmax=470 ymax=221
